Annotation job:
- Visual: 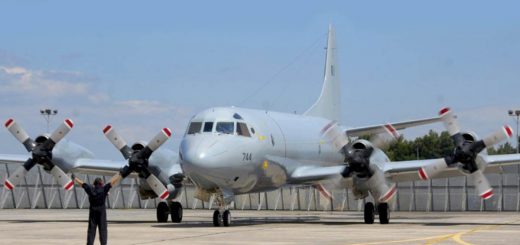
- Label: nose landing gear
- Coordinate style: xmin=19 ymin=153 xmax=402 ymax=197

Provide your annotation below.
xmin=156 ymin=201 xmax=183 ymax=223
xmin=363 ymin=201 xmax=390 ymax=224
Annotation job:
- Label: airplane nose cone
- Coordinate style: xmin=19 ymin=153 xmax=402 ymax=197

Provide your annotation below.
xmin=180 ymin=136 xmax=227 ymax=170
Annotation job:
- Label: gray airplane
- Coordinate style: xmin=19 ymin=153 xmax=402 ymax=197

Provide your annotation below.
xmin=2 ymin=26 xmax=520 ymax=226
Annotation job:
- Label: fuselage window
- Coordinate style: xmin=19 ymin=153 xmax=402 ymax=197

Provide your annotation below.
xmin=237 ymin=122 xmax=251 ymax=137
xmin=216 ymin=122 xmax=234 ymax=134
xmin=187 ymin=122 xmax=202 ymax=134
xmin=203 ymin=122 xmax=214 ymax=132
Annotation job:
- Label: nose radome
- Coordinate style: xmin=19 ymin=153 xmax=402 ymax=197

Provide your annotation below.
xmin=181 ymin=136 xmax=227 ymax=169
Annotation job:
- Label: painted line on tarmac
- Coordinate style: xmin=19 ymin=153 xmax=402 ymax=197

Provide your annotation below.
xmin=350 ymin=217 xmax=520 ymax=245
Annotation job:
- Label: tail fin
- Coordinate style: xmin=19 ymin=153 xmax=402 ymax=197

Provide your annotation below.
xmin=304 ymin=25 xmax=341 ymax=122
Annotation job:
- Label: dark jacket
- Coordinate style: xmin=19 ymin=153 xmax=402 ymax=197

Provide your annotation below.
xmin=82 ymin=183 xmax=112 ymax=209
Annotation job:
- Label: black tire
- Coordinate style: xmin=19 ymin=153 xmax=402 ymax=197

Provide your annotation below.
xmin=157 ymin=202 xmax=169 ymax=223
xmin=378 ymin=203 xmax=390 ymax=224
xmin=213 ymin=210 xmax=222 ymax=227
xmin=364 ymin=202 xmax=375 ymax=224
xmin=170 ymin=202 xmax=183 ymax=223
xmin=222 ymin=210 xmax=231 ymax=227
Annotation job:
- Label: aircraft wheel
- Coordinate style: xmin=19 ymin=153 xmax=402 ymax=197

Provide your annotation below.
xmin=170 ymin=201 xmax=183 ymax=223
xmin=213 ymin=210 xmax=222 ymax=227
xmin=157 ymin=202 xmax=169 ymax=223
xmin=222 ymin=210 xmax=231 ymax=227
xmin=378 ymin=203 xmax=390 ymax=224
xmin=364 ymin=202 xmax=375 ymax=224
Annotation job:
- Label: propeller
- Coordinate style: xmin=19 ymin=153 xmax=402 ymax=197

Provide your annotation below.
xmin=3 ymin=118 xmax=74 ymax=191
xmin=103 ymin=125 xmax=172 ymax=200
xmin=418 ymin=107 xmax=513 ymax=199
xmin=321 ymin=122 xmax=399 ymax=202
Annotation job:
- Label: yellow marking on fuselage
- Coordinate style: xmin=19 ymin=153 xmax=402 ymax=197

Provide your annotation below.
xmin=262 ymin=160 xmax=269 ymax=170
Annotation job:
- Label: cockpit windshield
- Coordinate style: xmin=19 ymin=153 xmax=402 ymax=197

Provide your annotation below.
xmin=236 ymin=122 xmax=251 ymax=137
xmin=187 ymin=112 xmax=252 ymax=137
xmin=187 ymin=122 xmax=202 ymax=134
xmin=203 ymin=122 xmax=214 ymax=132
xmin=216 ymin=122 xmax=234 ymax=134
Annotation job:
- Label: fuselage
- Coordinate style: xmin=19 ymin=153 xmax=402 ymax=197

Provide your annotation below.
xmin=179 ymin=107 xmax=346 ymax=195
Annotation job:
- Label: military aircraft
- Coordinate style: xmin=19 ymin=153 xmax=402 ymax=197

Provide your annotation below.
xmin=2 ymin=26 xmax=520 ymax=226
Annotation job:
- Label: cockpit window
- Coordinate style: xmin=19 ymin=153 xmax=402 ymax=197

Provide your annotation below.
xmin=216 ymin=122 xmax=234 ymax=134
xmin=203 ymin=122 xmax=214 ymax=132
xmin=187 ymin=122 xmax=202 ymax=134
xmin=233 ymin=113 xmax=243 ymax=120
xmin=237 ymin=122 xmax=251 ymax=137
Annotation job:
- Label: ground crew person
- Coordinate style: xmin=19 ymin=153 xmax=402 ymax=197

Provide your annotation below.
xmin=73 ymin=175 xmax=118 ymax=245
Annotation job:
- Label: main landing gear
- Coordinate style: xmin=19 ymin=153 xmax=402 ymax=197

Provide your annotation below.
xmin=364 ymin=202 xmax=390 ymax=224
xmin=157 ymin=201 xmax=183 ymax=223
xmin=213 ymin=209 xmax=231 ymax=227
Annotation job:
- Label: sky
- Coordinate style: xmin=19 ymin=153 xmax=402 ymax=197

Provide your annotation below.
xmin=0 ymin=1 xmax=519 ymax=159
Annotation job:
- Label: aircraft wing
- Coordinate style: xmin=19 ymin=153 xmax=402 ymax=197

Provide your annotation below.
xmin=346 ymin=117 xmax=441 ymax=137
xmin=0 ymin=153 xmax=126 ymax=176
xmin=70 ymin=158 xmax=127 ymax=176
xmin=273 ymin=153 xmax=520 ymax=185
xmin=384 ymin=153 xmax=520 ymax=182
xmin=0 ymin=154 xmax=28 ymax=165
xmin=265 ymin=155 xmax=345 ymax=184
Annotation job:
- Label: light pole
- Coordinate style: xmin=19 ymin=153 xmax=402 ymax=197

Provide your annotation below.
xmin=40 ymin=108 xmax=58 ymax=133
xmin=508 ymin=109 xmax=520 ymax=153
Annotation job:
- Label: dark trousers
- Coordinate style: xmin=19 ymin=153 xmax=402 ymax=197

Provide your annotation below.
xmin=87 ymin=207 xmax=107 ymax=245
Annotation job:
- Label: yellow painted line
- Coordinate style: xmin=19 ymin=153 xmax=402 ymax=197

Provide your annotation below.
xmin=350 ymin=217 xmax=520 ymax=245
xmin=348 ymin=234 xmax=453 ymax=245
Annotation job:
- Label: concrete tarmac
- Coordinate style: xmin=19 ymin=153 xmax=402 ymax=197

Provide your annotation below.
xmin=0 ymin=209 xmax=519 ymax=244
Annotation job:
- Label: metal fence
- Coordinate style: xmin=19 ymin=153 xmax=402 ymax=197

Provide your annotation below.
xmin=1 ymin=163 xmax=519 ymax=211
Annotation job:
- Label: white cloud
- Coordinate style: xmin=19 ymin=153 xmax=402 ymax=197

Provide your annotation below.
xmin=0 ymin=65 xmax=196 ymax=158
xmin=0 ymin=65 xmax=96 ymax=99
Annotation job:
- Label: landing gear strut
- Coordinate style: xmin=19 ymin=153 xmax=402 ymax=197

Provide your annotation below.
xmin=156 ymin=201 xmax=183 ymax=223
xmin=213 ymin=209 xmax=231 ymax=227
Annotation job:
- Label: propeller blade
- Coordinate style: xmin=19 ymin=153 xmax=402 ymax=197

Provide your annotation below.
xmin=146 ymin=128 xmax=172 ymax=152
xmin=378 ymin=183 xmax=397 ymax=203
xmin=313 ymin=183 xmax=333 ymax=200
xmin=49 ymin=165 xmax=74 ymax=191
xmin=4 ymin=158 xmax=35 ymax=190
xmin=321 ymin=121 xmax=349 ymax=151
xmin=103 ymin=125 xmax=132 ymax=159
xmin=46 ymin=119 xmax=74 ymax=148
xmin=418 ymin=158 xmax=448 ymax=180
xmin=439 ymin=107 xmax=460 ymax=136
xmin=482 ymin=125 xmax=513 ymax=148
xmin=4 ymin=118 xmax=34 ymax=152
xmin=469 ymin=170 xmax=493 ymax=199
xmin=145 ymin=174 xmax=169 ymax=200
xmin=367 ymin=170 xmax=397 ymax=202
xmin=371 ymin=124 xmax=400 ymax=149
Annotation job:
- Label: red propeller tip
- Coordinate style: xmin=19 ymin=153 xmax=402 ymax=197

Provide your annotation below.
xmin=320 ymin=121 xmax=336 ymax=135
xmin=384 ymin=124 xmax=399 ymax=139
xmin=481 ymin=190 xmax=493 ymax=200
xmin=163 ymin=128 xmax=172 ymax=137
xmin=65 ymin=119 xmax=74 ymax=128
xmin=439 ymin=107 xmax=450 ymax=116
xmin=4 ymin=118 xmax=14 ymax=128
xmin=504 ymin=125 xmax=513 ymax=138
xmin=4 ymin=180 xmax=14 ymax=190
xmin=159 ymin=190 xmax=169 ymax=199
xmin=64 ymin=180 xmax=74 ymax=191
xmin=103 ymin=125 xmax=112 ymax=134
xmin=418 ymin=168 xmax=429 ymax=180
